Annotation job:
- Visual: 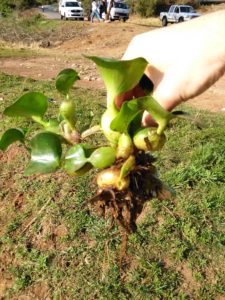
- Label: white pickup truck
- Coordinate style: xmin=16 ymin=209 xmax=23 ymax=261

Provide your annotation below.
xmin=59 ymin=0 xmax=84 ymax=20
xmin=160 ymin=5 xmax=200 ymax=26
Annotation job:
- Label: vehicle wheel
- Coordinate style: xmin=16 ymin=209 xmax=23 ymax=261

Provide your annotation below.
xmin=162 ymin=17 xmax=167 ymax=27
xmin=80 ymin=17 xmax=84 ymax=21
xmin=60 ymin=14 xmax=63 ymax=20
xmin=178 ymin=17 xmax=184 ymax=23
xmin=123 ymin=18 xmax=126 ymax=22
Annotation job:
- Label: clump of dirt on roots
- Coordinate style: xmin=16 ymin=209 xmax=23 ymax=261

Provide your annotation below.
xmin=89 ymin=152 xmax=170 ymax=263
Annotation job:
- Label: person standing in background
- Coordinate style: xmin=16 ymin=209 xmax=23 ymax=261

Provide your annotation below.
xmin=90 ymin=0 xmax=102 ymax=22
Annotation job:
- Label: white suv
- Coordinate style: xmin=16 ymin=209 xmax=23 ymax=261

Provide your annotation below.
xmin=110 ymin=1 xmax=129 ymax=22
xmin=59 ymin=0 xmax=84 ymax=20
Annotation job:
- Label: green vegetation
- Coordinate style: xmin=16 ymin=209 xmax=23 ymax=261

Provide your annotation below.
xmin=0 ymin=0 xmax=35 ymax=13
xmin=0 ymin=47 xmax=43 ymax=58
xmin=0 ymin=72 xmax=224 ymax=299
xmin=0 ymin=0 xmax=57 ymax=13
xmin=0 ymin=13 xmax=59 ymax=45
xmin=133 ymin=0 xmax=159 ymax=18
xmin=0 ymin=57 xmax=195 ymax=247
xmin=0 ymin=12 xmax=88 ymax=51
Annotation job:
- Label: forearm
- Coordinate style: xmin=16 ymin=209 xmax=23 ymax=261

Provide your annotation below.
xmin=197 ymin=10 xmax=225 ymax=66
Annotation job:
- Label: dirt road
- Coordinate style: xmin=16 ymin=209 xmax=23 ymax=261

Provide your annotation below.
xmin=0 ymin=20 xmax=224 ymax=113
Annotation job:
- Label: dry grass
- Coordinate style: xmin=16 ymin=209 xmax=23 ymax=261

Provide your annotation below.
xmin=128 ymin=15 xmax=161 ymax=27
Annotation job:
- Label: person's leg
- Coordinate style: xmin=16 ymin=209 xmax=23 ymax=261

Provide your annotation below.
xmin=95 ymin=10 xmax=101 ymax=21
xmin=93 ymin=11 xmax=97 ymax=21
xmin=90 ymin=11 xmax=94 ymax=22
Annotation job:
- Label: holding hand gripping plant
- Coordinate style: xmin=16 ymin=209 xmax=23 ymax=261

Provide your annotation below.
xmin=0 ymin=56 xmax=191 ymax=257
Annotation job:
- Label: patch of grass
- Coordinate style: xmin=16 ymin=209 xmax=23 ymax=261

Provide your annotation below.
xmin=129 ymin=15 xmax=161 ymax=28
xmin=0 ymin=73 xmax=224 ymax=299
xmin=0 ymin=47 xmax=44 ymax=58
xmin=17 ymin=13 xmax=59 ymax=31
xmin=0 ymin=12 xmax=89 ymax=49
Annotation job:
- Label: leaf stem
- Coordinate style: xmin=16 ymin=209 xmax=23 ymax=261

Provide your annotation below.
xmin=32 ymin=116 xmax=49 ymax=127
xmin=81 ymin=125 xmax=102 ymax=139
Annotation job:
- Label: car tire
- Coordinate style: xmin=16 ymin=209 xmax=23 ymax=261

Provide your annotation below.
xmin=162 ymin=17 xmax=167 ymax=27
xmin=178 ymin=17 xmax=184 ymax=23
xmin=60 ymin=14 xmax=63 ymax=20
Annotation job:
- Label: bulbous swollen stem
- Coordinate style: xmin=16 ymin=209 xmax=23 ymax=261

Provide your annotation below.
xmin=133 ymin=127 xmax=166 ymax=151
xmin=97 ymin=167 xmax=130 ymax=191
xmin=106 ymin=92 xmax=116 ymax=108
xmin=116 ymin=133 xmax=134 ymax=159
xmin=101 ymin=103 xmax=121 ymax=148
xmin=61 ymin=122 xmax=81 ymax=144
xmin=60 ymin=100 xmax=77 ymax=131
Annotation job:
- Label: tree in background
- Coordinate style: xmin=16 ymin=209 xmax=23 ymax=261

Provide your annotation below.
xmin=15 ymin=0 xmax=37 ymax=9
xmin=135 ymin=0 xmax=158 ymax=17
xmin=129 ymin=0 xmax=171 ymax=17
xmin=0 ymin=0 xmax=37 ymax=11
xmin=125 ymin=0 xmax=135 ymax=14
xmin=0 ymin=0 xmax=15 ymax=15
xmin=80 ymin=0 xmax=91 ymax=19
xmin=0 ymin=0 xmax=57 ymax=11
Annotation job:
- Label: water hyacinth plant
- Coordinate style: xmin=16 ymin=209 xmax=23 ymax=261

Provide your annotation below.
xmin=0 ymin=56 xmax=191 ymax=254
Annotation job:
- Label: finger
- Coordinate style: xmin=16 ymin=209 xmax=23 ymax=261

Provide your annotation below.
xmin=133 ymin=84 xmax=146 ymax=99
xmin=114 ymin=84 xmax=145 ymax=109
xmin=141 ymin=111 xmax=157 ymax=127
xmin=114 ymin=89 xmax=134 ymax=109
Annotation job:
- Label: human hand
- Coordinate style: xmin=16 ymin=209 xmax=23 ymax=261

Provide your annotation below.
xmin=116 ymin=10 xmax=225 ymax=126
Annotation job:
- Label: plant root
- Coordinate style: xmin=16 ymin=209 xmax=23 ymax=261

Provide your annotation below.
xmin=88 ymin=152 xmax=173 ymax=264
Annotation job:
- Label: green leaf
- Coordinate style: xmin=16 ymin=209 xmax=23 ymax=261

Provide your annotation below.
xmin=140 ymin=96 xmax=173 ymax=134
xmin=25 ymin=132 xmax=62 ymax=175
xmin=0 ymin=128 xmax=25 ymax=151
xmin=71 ymin=163 xmax=93 ymax=177
xmin=87 ymin=56 xmax=148 ymax=106
xmin=110 ymin=100 xmax=140 ymax=134
xmin=63 ymin=144 xmax=88 ymax=175
xmin=45 ymin=118 xmax=61 ymax=134
xmin=4 ymin=92 xmax=48 ymax=118
xmin=119 ymin=155 xmax=136 ymax=179
xmin=111 ymin=96 xmax=174 ymax=135
xmin=56 ymin=68 xmax=80 ymax=95
xmin=82 ymin=143 xmax=98 ymax=157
